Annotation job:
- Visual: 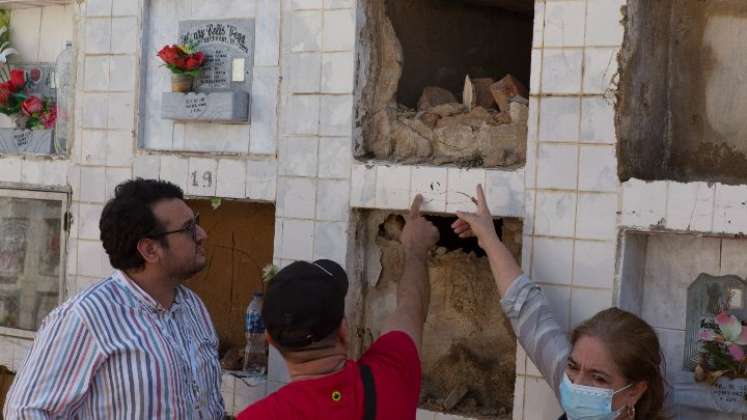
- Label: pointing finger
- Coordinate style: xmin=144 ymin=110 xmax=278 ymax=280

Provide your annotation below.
xmin=409 ymin=194 xmax=423 ymax=220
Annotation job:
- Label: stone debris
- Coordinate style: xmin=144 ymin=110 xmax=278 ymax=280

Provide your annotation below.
xmin=472 ymin=77 xmax=497 ymax=110
xmin=490 ymin=74 xmax=529 ymax=113
xmin=462 ymin=75 xmax=475 ymax=111
xmin=418 ymin=86 xmax=458 ymax=111
xmin=368 ymin=72 xmax=528 ymax=168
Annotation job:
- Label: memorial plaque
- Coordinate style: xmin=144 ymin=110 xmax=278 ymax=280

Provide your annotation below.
xmin=179 ymin=19 xmax=255 ymax=93
xmin=684 ymin=273 xmax=747 ymax=370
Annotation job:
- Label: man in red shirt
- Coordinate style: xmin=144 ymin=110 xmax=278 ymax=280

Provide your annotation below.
xmin=237 ymin=195 xmax=438 ymax=420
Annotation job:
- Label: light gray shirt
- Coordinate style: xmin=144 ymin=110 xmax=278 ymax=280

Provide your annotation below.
xmin=500 ymin=274 xmax=571 ymax=399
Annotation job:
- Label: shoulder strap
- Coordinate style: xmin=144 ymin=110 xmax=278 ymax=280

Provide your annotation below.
xmin=359 ymin=363 xmax=377 ymax=420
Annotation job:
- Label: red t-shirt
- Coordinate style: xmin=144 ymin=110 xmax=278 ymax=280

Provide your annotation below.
xmin=237 ymin=331 xmax=421 ymax=420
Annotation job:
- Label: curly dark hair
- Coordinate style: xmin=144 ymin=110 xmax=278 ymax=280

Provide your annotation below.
xmin=99 ymin=178 xmax=184 ymax=271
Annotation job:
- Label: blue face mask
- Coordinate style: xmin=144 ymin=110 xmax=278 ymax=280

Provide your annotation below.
xmin=559 ymin=372 xmax=632 ymax=420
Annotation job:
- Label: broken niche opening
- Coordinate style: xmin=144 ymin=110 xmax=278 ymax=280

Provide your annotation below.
xmin=349 ymin=210 xmax=521 ymax=418
xmin=355 ymin=0 xmax=534 ymax=168
xmin=618 ymin=1 xmax=747 ymax=184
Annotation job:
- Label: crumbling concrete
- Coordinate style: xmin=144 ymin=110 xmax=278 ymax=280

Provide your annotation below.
xmin=618 ymin=0 xmax=747 ymax=184
xmin=355 ymin=0 xmax=531 ymax=169
xmin=351 ymin=211 xmax=519 ymax=418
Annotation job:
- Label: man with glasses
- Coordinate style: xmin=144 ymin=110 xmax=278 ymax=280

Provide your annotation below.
xmin=4 ymin=179 xmax=224 ymax=419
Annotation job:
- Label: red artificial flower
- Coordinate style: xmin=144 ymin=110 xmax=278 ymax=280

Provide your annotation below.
xmin=21 ymin=96 xmax=43 ymax=116
xmin=157 ymin=44 xmax=204 ymax=73
xmin=10 ymin=68 xmax=25 ymax=91
xmin=0 ymin=82 xmax=12 ymax=106
xmin=157 ymin=45 xmax=181 ymax=66
xmin=40 ymin=106 xmax=57 ymax=129
xmin=183 ymin=52 xmax=205 ymax=70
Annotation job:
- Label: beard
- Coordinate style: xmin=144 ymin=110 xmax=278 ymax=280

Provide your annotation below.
xmin=168 ymin=247 xmax=208 ymax=281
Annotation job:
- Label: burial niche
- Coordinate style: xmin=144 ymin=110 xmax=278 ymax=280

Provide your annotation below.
xmin=356 ymin=0 xmax=534 ymax=168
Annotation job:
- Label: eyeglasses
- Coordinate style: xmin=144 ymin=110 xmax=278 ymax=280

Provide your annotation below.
xmin=149 ymin=213 xmax=200 ymax=242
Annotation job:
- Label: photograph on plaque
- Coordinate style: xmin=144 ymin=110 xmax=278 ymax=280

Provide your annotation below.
xmin=0 ymin=218 xmax=29 ymax=285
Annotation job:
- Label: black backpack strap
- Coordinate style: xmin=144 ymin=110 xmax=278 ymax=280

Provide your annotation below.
xmin=359 ymin=363 xmax=377 ymax=420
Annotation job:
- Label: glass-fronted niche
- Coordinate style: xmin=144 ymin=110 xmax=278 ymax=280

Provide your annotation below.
xmin=0 ymin=189 xmax=67 ymax=336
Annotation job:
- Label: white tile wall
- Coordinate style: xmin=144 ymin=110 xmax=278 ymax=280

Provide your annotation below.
xmin=532 ymin=237 xmax=573 ymax=286
xmin=534 ymin=191 xmax=577 ymax=237
xmin=541 ymin=48 xmax=583 ymax=94
xmin=543 ymin=0 xmax=586 ymax=48
xmin=316 ymin=180 xmax=350 ymax=221
xmin=536 ymin=143 xmax=578 ymax=190
xmin=277 ymin=177 xmax=317 ymax=219
xmin=621 ymin=179 xmax=667 ymax=227
xmin=538 ymin=97 xmax=580 ymax=142
xmin=575 ymin=193 xmax=618 ymax=240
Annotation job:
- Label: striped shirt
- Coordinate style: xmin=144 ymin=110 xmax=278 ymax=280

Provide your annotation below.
xmin=500 ymin=274 xmax=571 ymax=399
xmin=3 ymin=270 xmax=224 ymax=419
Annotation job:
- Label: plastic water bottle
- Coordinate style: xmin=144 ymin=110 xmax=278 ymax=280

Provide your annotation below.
xmin=243 ymin=293 xmax=267 ymax=375
xmin=53 ymin=41 xmax=73 ymax=154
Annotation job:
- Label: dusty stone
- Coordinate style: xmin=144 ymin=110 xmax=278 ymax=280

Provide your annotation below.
xmin=418 ymin=87 xmax=458 ymax=111
xmin=420 ymin=112 xmax=441 ymax=128
xmin=391 ymin=118 xmax=434 ymax=162
xmin=479 ymin=102 xmax=528 ymax=167
xmin=433 ymin=121 xmax=481 ymax=164
xmin=473 ymin=77 xmax=497 ymax=109
xmin=490 ymin=74 xmax=529 ymax=113
xmin=494 ymin=111 xmax=512 ymax=124
xmin=369 ymin=108 xmax=395 ymax=159
xmin=430 ymin=103 xmax=466 ymax=118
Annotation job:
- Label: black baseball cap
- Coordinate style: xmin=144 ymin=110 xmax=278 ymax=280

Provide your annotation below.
xmin=262 ymin=259 xmax=349 ymax=349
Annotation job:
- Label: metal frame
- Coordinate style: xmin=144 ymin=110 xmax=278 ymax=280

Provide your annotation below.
xmin=0 ymin=187 xmax=68 ymax=339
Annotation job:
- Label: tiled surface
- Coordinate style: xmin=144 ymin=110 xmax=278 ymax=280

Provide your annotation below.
xmin=9 ymin=0 xmax=747 ymax=417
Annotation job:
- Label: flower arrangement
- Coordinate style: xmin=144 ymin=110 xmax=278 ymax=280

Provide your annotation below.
xmin=696 ymin=311 xmax=747 ymax=387
xmin=157 ymin=43 xmax=205 ymax=77
xmin=0 ymin=68 xmax=56 ymax=129
xmin=157 ymin=43 xmax=205 ymax=92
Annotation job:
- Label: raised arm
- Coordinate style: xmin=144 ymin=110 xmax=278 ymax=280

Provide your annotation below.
xmin=452 ymin=185 xmax=571 ymax=396
xmin=381 ymin=195 xmax=439 ymax=355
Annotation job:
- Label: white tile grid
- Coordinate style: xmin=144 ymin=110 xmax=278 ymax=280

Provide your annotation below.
xmin=665 ymin=181 xmax=715 ymax=232
xmin=620 ymin=179 xmax=667 ymax=228
xmin=714 ymin=183 xmax=747 ymax=234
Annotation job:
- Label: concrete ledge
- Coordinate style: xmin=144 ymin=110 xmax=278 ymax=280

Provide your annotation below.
xmin=161 ymin=91 xmax=251 ymax=124
xmin=0 ymin=129 xmax=54 ymax=155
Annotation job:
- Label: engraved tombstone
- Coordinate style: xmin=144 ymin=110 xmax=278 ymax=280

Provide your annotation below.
xmin=684 ymin=273 xmax=747 ymax=370
xmin=161 ymin=19 xmax=255 ymax=123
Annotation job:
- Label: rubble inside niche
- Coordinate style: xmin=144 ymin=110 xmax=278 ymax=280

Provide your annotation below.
xmin=375 ymin=74 xmax=529 ymax=168
xmin=357 ymin=212 xmax=519 ymax=418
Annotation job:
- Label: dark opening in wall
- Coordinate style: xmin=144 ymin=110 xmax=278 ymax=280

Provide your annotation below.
xmin=618 ymin=0 xmax=747 ymax=184
xmin=377 ymin=213 xmax=512 ymax=257
xmin=387 ymin=0 xmax=533 ymax=109
xmin=356 ymin=0 xmax=534 ymax=168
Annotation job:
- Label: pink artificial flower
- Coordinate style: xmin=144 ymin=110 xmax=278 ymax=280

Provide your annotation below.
xmin=40 ymin=106 xmax=57 ymax=129
xmin=21 ymin=96 xmax=42 ymax=116
xmin=729 ymin=344 xmax=746 ymax=362
xmin=699 ymin=329 xmax=718 ymax=342
xmin=716 ymin=312 xmax=747 ymax=345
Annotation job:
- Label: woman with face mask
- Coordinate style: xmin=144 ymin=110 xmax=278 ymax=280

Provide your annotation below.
xmin=452 ymin=185 xmax=668 ymax=420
